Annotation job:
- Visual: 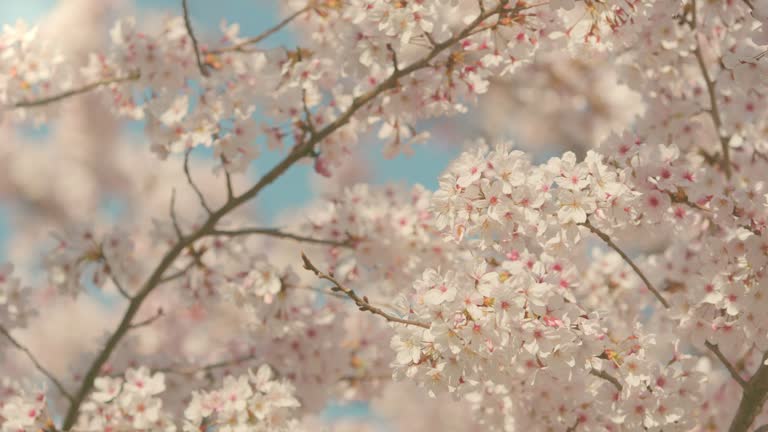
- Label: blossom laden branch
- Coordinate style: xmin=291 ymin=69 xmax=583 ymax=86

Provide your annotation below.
xmin=301 ymin=252 xmax=431 ymax=329
xmin=0 ymin=324 xmax=74 ymax=403
xmin=58 ymin=4 xmax=516 ymax=428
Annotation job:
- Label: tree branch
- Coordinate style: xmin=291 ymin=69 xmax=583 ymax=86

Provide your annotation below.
xmin=728 ymin=352 xmax=768 ymax=432
xmin=181 ymin=0 xmax=210 ymax=77
xmin=184 ymin=149 xmax=213 ymax=214
xmin=301 ymin=253 xmax=430 ymax=329
xmin=210 ymin=6 xmax=311 ymax=54
xmin=6 ymin=72 xmax=139 ymax=110
xmin=211 ymin=227 xmax=353 ymax=247
xmin=590 ymin=368 xmax=623 ymax=391
xmin=59 ymin=4 xmax=513 ymax=428
xmin=580 ymin=220 xmax=671 ymax=309
xmin=705 ymin=340 xmax=748 ymax=388
xmin=0 ymin=324 xmax=74 ymax=403
xmin=128 ymin=308 xmax=165 ymax=330
xmin=688 ymin=0 xmax=731 ymax=179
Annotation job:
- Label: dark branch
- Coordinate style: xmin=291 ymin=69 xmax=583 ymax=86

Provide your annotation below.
xmin=181 ymin=0 xmax=210 ymax=77
xmin=0 ymin=325 xmax=74 ymax=402
xmin=581 ymin=220 xmax=671 ymax=309
xmin=705 ymin=340 xmax=748 ymax=388
xmin=302 ymin=253 xmax=430 ymax=329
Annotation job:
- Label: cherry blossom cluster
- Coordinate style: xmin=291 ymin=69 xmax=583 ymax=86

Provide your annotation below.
xmin=45 ymin=226 xmax=141 ymax=298
xmin=183 ymin=365 xmax=301 ymax=432
xmin=0 ymin=381 xmax=49 ymax=432
xmin=75 ymin=367 xmax=175 ymax=431
xmin=3 ymin=0 xmax=768 ymax=431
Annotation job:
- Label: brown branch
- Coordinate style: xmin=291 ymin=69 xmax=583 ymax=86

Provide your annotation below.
xmin=210 ymin=6 xmax=311 ymax=54
xmin=705 ymin=340 xmax=747 ymax=388
xmin=581 ymin=220 xmax=671 ymax=309
xmin=128 ymin=308 xmax=165 ymax=330
xmin=157 ymin=260 xmax=196 ymax=284
xmin=0 ymin=324 xmax=74 ymax=402
xmin=590 ymin=368 xmax=623 ymax=391
xmin=211 ymin=227 xmax=353 ymax=247
xmin=169 ymin=188 xmax=184 ymax=240
xmin=7 ymin=72 xmax=139 ymax=110
xmin=181 ymin=0 xmax=210 ymax=77
xmin=59 ymin=4 xmax=512 ymax=428
xmin=183 ymin=149 xmax=213 ymax=214
xmin=157 ymin=353 xmax=258 ymax=377
xmin=222 ymin=158 xmax=235 ymax=200
xmin=728 ymin=352 xmax=768 ymax=432
xmin=302 ymin=253 xmax=430 ymax=328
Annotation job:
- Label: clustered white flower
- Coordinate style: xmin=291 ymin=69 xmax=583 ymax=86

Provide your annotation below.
xmin=2 ymin=0 xmax=768 ymax=431
xmin=183 ymin=365 xmax=301 ymax=432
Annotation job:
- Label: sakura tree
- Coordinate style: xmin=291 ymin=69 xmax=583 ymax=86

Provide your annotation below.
xmin=1 ymin=0 xmax=768 ymax=430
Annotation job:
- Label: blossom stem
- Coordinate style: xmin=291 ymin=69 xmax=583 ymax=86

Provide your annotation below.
xmin=301 ymin=253 xmax=431 ymax=329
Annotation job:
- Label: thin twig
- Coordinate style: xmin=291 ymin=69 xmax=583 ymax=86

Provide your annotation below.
xmin=158 ymin=260 xmax=196 ymax=284
xmin=688 ymin=0 xmax=731 ymax=179
xmin=222 ymin=157 xmax=234 ymax=200
xmin=580 ymin=220 xmax=671 ymax=309
xmin=107 ymin=270 xmax=132 ymax=300
xmin=212 ymin=227 xmax=353 ymax=247
xmin=301 ymin=253 xmax=430 ymax=328
xmin=128 ymin=308 xmax=165 ymax=330
xmin=210 ymin=6 xmax=311 ymax=54
xmin=7 ymin=72 xmax=139 ymax=110
xmin=184 ymin=149 xmax=213 ymax=214
xmin=169 ymin=188 xmax=184 ymax=240
xmin=705 ymin=340 xmax=748 ymax=388
xmin=728 ymin=351 xmax=768 ymax=432
xmin=157 ymin=353 xmax=259 ymax=376
xmin=181 ymin=0 xmax=210 ymax=77
xmin=0 ymin=325 xmax=74 ymax=402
